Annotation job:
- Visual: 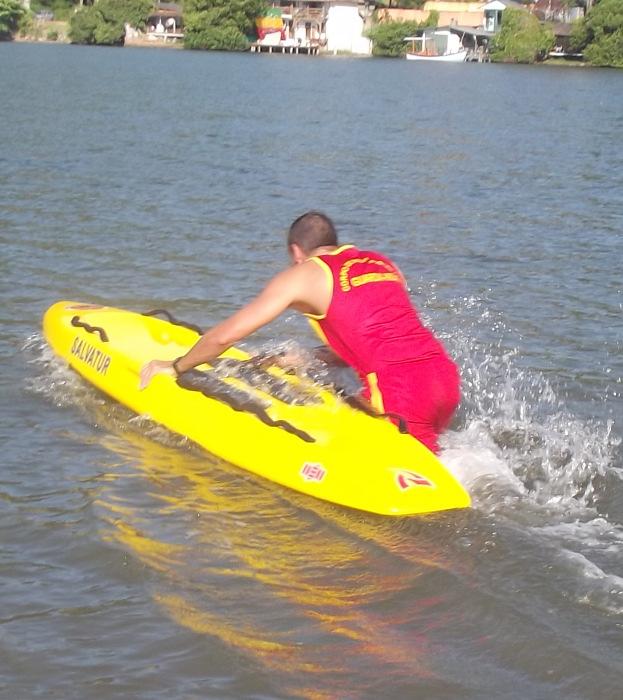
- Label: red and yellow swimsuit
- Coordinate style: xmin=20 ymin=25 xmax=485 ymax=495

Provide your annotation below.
xmin=306 ymin=245 xmax=460 ymax=453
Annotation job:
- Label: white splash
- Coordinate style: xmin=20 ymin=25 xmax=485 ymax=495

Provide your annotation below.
xmin=436 ymin=293 xmax=623 ymax=613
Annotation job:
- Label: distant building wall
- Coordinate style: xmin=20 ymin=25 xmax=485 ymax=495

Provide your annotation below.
xmin=532 ymin=0 xmax=584 ymax=22
xmin=379 ymin=2 xmax=487 ymax=29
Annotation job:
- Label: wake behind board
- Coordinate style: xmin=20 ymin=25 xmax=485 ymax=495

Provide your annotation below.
xmin=43 ymin=301 xmax=470 ymax=516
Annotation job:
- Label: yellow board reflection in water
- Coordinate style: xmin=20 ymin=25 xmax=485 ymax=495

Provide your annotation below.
xmin=85 ymin=403 xmax=465 ymax=697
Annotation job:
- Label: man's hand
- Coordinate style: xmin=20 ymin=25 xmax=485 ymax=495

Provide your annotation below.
xmin=140 ymin=359 xmax=176 ymax=390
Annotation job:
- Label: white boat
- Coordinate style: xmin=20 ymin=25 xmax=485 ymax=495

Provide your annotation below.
xmin=405 ymin=30 xmax=468 ymax=62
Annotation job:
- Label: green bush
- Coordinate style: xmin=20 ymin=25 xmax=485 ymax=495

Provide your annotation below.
xmin=185 ymin=22 xmax=250 ymax=51
xmin=584 ymin=28 xmax=623 ymax=66
xmin=69 ymin=5 xmax=100 ymax=44
xmin=572 ymin=0 xmax=623 ymax=68
xmin=33 ymin=1 xmax=74 ymax=22
xmin=46 ymin=29 xmax=59 ymax=41
xmin=69 ymin=0 xmax=152 ymax=46
xmin=17 ymin=7 xmax=35 ymax=37
xmin=184 ymin=0 xmax=265 ymax=51
xmin=490 ymin=8 xmax=554 ymax=63
xmin=0 ymin=0 xmax=26 ymax=39
xmin=367 ymin=13 xmax=439 ymax=57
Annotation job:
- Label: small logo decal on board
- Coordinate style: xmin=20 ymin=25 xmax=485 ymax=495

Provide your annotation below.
xmin=300 ymin=462 xmax=327 ymax=483
xmin=393 ymin=469 xmax=434 ymax=490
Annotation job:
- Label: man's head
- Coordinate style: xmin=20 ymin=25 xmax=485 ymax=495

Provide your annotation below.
xmin=288 ymin=211 xmax=338 ymax=263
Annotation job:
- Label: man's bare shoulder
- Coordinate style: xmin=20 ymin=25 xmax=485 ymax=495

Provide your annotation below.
xmin=290 ymin=259 xmax=331 ymax=315
xmin=254 ymin=258 xmax=330 ymax=318
xmin=270 ymin=258 xmax=325 ymax=285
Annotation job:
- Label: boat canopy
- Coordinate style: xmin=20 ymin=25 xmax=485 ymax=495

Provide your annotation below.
xmin=404 ymin=29 xmax=461 ymax=57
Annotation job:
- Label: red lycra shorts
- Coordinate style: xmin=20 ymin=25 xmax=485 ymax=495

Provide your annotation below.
xmin=378 ymin=357 xmax=461 ymax=454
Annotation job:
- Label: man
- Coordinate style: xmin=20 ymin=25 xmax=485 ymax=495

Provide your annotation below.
xmin=140 ymin=211 xmax=460 ymax=453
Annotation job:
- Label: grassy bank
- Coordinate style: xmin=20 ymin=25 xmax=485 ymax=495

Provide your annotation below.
xmin=17 ymin=19 xmax=69 ymax=43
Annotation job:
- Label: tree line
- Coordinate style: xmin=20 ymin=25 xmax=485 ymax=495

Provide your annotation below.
xmin=490 ymin=0 xmax=622 ymax=66
xmin=1 ymin=0 xmax=622 ymax=69
xmin=370 ymin=1 xmax=622 ymax=66
xmin=68 ymin=0 xmax=265 ymax=50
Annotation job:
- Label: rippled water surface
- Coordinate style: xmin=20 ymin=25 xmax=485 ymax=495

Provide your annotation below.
xmin=2 ymin=43 xmax=622 ymax=699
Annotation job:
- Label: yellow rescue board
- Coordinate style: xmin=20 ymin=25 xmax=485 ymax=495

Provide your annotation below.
xmin=43 ymin=301 xmax=470 ymax=516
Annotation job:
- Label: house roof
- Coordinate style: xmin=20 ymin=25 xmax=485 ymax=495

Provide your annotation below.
xmin=404 ymin=25 xmax=495 ymax=41
xmin=533 ymin=0 xmax=567 ymax=11
xmin=155 ymin=2 xmax=181 ymax=11
xmin=483 ymin=0 xmax=525 ymax=10
xmin=151 ymin=2 xmax=182 ymax=17
xmin=442 ymin=24 xmax=496 ymax=39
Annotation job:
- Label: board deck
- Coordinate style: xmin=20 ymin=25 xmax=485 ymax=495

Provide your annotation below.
xmin=43 ymin=301 xmax=470 ymax=516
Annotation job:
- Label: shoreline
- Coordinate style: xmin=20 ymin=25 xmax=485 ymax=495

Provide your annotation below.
xmin=7 ymin=34 xmax=592 ymax=67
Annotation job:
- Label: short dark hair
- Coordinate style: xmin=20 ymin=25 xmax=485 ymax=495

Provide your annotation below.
xmin=287 ymin=211 xmax=338 ymax=253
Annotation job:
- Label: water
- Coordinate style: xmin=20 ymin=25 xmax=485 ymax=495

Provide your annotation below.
xmin=1 ymin=43 xmax=622 ymax=699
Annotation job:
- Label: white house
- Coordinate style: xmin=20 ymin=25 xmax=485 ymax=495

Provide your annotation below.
xmin=267 ymin=1 xmax=375 ymax=55
xmin=482 ymin=0 xmax=525 ymax=32
xmin=326 ymin=2 xmax=374 ymax=55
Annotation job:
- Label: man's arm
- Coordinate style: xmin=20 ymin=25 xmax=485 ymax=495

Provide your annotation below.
xmin=140 ymin=262 xmax=323 ymax=389
xmin=173 ymin=269 xmax=304 ymax=371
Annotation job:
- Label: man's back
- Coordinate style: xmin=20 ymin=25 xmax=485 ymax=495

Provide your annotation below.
xmin=307 ymin=245 xmax=448 ymax=379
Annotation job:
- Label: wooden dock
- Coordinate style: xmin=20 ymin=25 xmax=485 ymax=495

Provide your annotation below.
xmin=143 ymin=31 xmax=184 ymax=44
xmin=250 ymin=43 xmax=319 ymax=56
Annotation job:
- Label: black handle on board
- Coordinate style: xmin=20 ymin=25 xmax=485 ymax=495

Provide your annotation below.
xmin=70 ymin=316 xmax=109 ymax=343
